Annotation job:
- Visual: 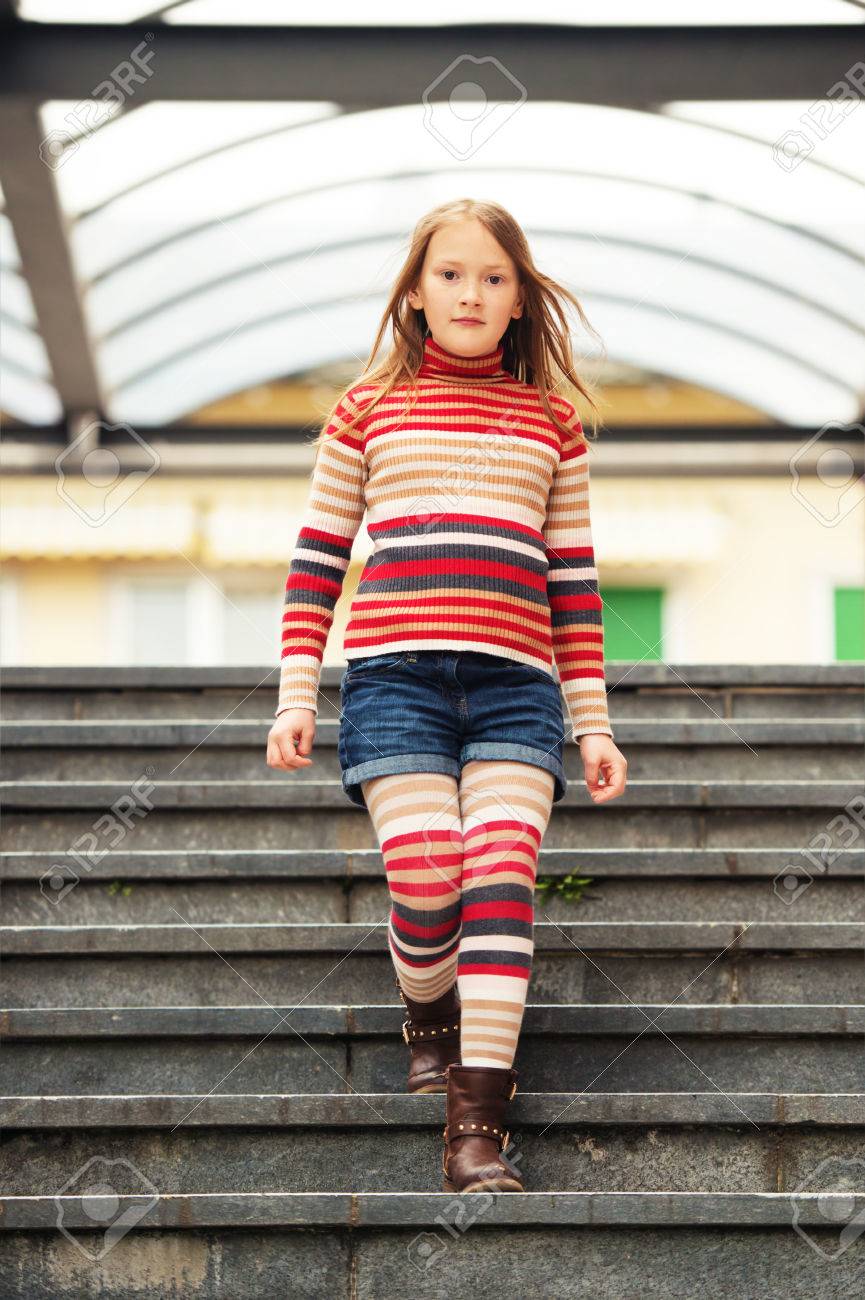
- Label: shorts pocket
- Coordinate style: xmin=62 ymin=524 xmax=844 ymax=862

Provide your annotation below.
xmin=343 ymin=651 xmax=415 ymax=680
xmin=474 ymin=652 xmax=554 ymax=683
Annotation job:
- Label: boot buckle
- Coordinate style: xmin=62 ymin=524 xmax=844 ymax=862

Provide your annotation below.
xmin=508 ymin=1080 xmax=517 ymax=1100
xmin=500 ymin=1129 xmax=510 ymax=1151
xmin=402 ymin=1019 xmax=411 ymax=1044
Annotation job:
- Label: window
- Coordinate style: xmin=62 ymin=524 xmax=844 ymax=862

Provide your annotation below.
xmin=601 ymin=586 xmax=665 ymax=661
xmin=834 ymin=586 xmax=865 ymax=660
xmin=222 ymin=584 xmax=283 ymax=664
xmin=126 ymin=578 xmax=189 ymax=663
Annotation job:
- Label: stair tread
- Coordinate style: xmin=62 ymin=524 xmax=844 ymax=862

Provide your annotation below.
xmin=3 ymin=1002 xmax=864 ymax=1037
xmin=4 ymin=847 xmax=863 ymax=879
xmin=2 ymin=1090 xmax=863 ymax=1130
xmin=3 ymin=1189 xmax=863 ymax=1231
xmin=2 ymin=777 xmax=861 ymax=811
xmin=3 ymin=919 xmax=863 ymax=956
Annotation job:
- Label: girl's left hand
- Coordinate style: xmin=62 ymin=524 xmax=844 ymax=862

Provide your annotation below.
xmin=578 ymin=734 xmax=628 ymax=804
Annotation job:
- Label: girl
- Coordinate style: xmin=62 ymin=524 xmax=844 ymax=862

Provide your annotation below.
xmin=266 ymin=198 xmax=628 ymax=1195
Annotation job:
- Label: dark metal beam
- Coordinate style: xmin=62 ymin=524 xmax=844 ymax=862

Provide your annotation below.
xmin=2 ymin=423 xmax=862 ymax=481
xmin=1 ymin=24 xmax=864 ymax=103
xmin=0 ymin=100 xmax=105 ymax=416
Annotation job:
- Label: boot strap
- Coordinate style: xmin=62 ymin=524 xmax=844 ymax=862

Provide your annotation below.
xmin=402 ymin=1017 xmax=460 ymax=1044
xmin=444 ymin=1120 xmax=510 ymax=1151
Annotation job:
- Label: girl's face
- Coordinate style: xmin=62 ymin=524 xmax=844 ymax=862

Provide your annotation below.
xmin=408 ymin=218 xmax=524 ymax=358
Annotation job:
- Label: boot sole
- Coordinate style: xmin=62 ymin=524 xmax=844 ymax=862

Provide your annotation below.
xmin=442 ymin=1176 xmax=523 ymax=1194
xmin=409 ymin=1082 xmax=447 ymax=1094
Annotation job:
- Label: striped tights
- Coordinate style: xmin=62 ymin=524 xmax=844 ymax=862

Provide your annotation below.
xmin=361 ymin=760 xmax=555 ymax=1068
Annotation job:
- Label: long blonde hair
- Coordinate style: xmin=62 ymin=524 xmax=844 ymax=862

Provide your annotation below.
xmin=310 ymin=197 xmax=606 ymax=455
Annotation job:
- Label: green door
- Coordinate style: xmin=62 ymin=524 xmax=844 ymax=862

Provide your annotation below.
xmin=834 ymin=586 xmax=864 ymax=660
xmin=601 ymin=586 xmax=664 ymax=661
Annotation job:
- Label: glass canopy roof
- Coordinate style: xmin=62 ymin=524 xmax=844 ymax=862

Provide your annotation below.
xmin=3 ymin=94 xmax=854 ymax=427
xmin=4 ymin=0 xmax=865 ymax=431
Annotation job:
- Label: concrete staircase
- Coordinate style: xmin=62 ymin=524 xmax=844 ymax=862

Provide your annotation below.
xmin=1 ymin=662 xmax=863 ymax=1299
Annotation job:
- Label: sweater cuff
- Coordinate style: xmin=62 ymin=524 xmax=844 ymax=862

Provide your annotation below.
xmin=561 ymin=683 xmax=614 ymax=741
xmin=276 ymin=657 xmax=322 ymax=718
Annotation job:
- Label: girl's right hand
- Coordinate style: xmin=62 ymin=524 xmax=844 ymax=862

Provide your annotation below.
xmin=267 ymin=709 xmax=316 ymax=770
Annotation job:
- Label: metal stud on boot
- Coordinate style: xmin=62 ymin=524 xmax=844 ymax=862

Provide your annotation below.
xmin=441 ymin=1062 xmax=524 ymax=1193
xmin=395 ymin=976 xmax=461 ymax=1094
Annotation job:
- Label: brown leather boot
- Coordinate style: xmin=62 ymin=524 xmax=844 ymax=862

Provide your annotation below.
xmin=441 ymin=1063 xmax=524 ymax=1193
xmin=396 ymin=976 xmax=461 ymax=1094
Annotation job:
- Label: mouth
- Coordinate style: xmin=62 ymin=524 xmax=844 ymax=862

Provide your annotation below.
xmin=453 ymin=318 xmax=484 ymax=325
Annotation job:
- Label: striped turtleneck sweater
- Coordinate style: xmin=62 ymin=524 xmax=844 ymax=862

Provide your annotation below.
xmin=276 ymin=334 xmax=614 ymax=739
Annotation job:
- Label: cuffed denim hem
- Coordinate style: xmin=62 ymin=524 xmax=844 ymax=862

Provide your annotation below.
xmin=460 ymin=741 xmax=567 ymax=803
xmin=341 ymin=752 xmax=462 ymax=809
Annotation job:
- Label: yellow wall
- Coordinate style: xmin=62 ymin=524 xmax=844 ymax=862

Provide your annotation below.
xmin=0 ymin=472 xmax=861 ymax=665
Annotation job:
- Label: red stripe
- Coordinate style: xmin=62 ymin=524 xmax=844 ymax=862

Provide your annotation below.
xmin=295 ymin=526 xmax=356 ymax=547
xmin=457 ymin=962 xmax=531 ymax=979
xmin=361 ymin=557 xmax=547 ymax=591
xmin=284 ymin=573 xmax=343 ymax=598
xmin=344 ymin=629 xmax=552 ymax=660
xmin=381 ymin=829 xmax=462 ymax=853
xmin=386 ymin=880 xmax=461 ymax=899
xmin=463 ymin=820 xmax=542 ymax=847
xmin=461 ymin=901 xmax=534 ymax=923
xmin=392 ymin=914 xmax=460 ymax=938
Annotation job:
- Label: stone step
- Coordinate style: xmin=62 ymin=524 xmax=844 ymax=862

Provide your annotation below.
xmin=2 ymin=1031 xmax=861 ymax=1096
xmin=2 ymin=1203 xmax=862 ymax=1300
xmin=2 ymin=661 xmax=862 ymax=724
xmin=3 ymin=919 xmax=861 ymax=956
xmin=6 ymin=685 xmax=862 ymax=721
xmin=6 ymin=875 xmax=862 ymax=926
xmin=2 ymin=777 xmax=860 ymax=811
xmin=1 ymin=804 xmax=847 ymax=851
xmin=7 ymin=744 xmax=864 ymax=784
xmin=3 ymin=1119 xmax=865 ymax=1196
xmin=3 ymin=845 xmax=862 ymax=879
xmin=4 ymin=1002 xmax=862 ymax=1039
xmin=5 ymin=719 xmax=862 ymax=746
xmin=3 ymin=1189 xmax=863 ymax=1228
xmin=2 ymin=1089 xmax=861 ymax=1129
xmin=3 ymin=719 xmax=862 ymax=783
xmin=6 ymin=950 xmax=862 ymax=1008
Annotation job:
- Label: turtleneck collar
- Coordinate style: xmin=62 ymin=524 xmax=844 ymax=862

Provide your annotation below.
xmin=417 ymin=334 xmax=511 ymax=383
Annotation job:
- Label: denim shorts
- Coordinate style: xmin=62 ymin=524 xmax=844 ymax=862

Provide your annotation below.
xmin=337 ymin=648 xmax=567 ymax=809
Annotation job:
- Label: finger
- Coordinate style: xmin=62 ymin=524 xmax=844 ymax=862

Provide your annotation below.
xmin=295 ymin=725 xmax=315 ymax=758
xmin=583 ymin=756 xmax=602 ymax=790
xmin=590 ymin=759 xmax=626 ymax=801
xmin=281 ymin=731 xmax=314 ymax=768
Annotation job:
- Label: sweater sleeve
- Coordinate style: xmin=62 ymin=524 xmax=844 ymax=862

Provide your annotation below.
xmin=275 ymin=389 xmax=367 ymax=718
xmin=543 ymin=403 xmax=614 ymax=740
